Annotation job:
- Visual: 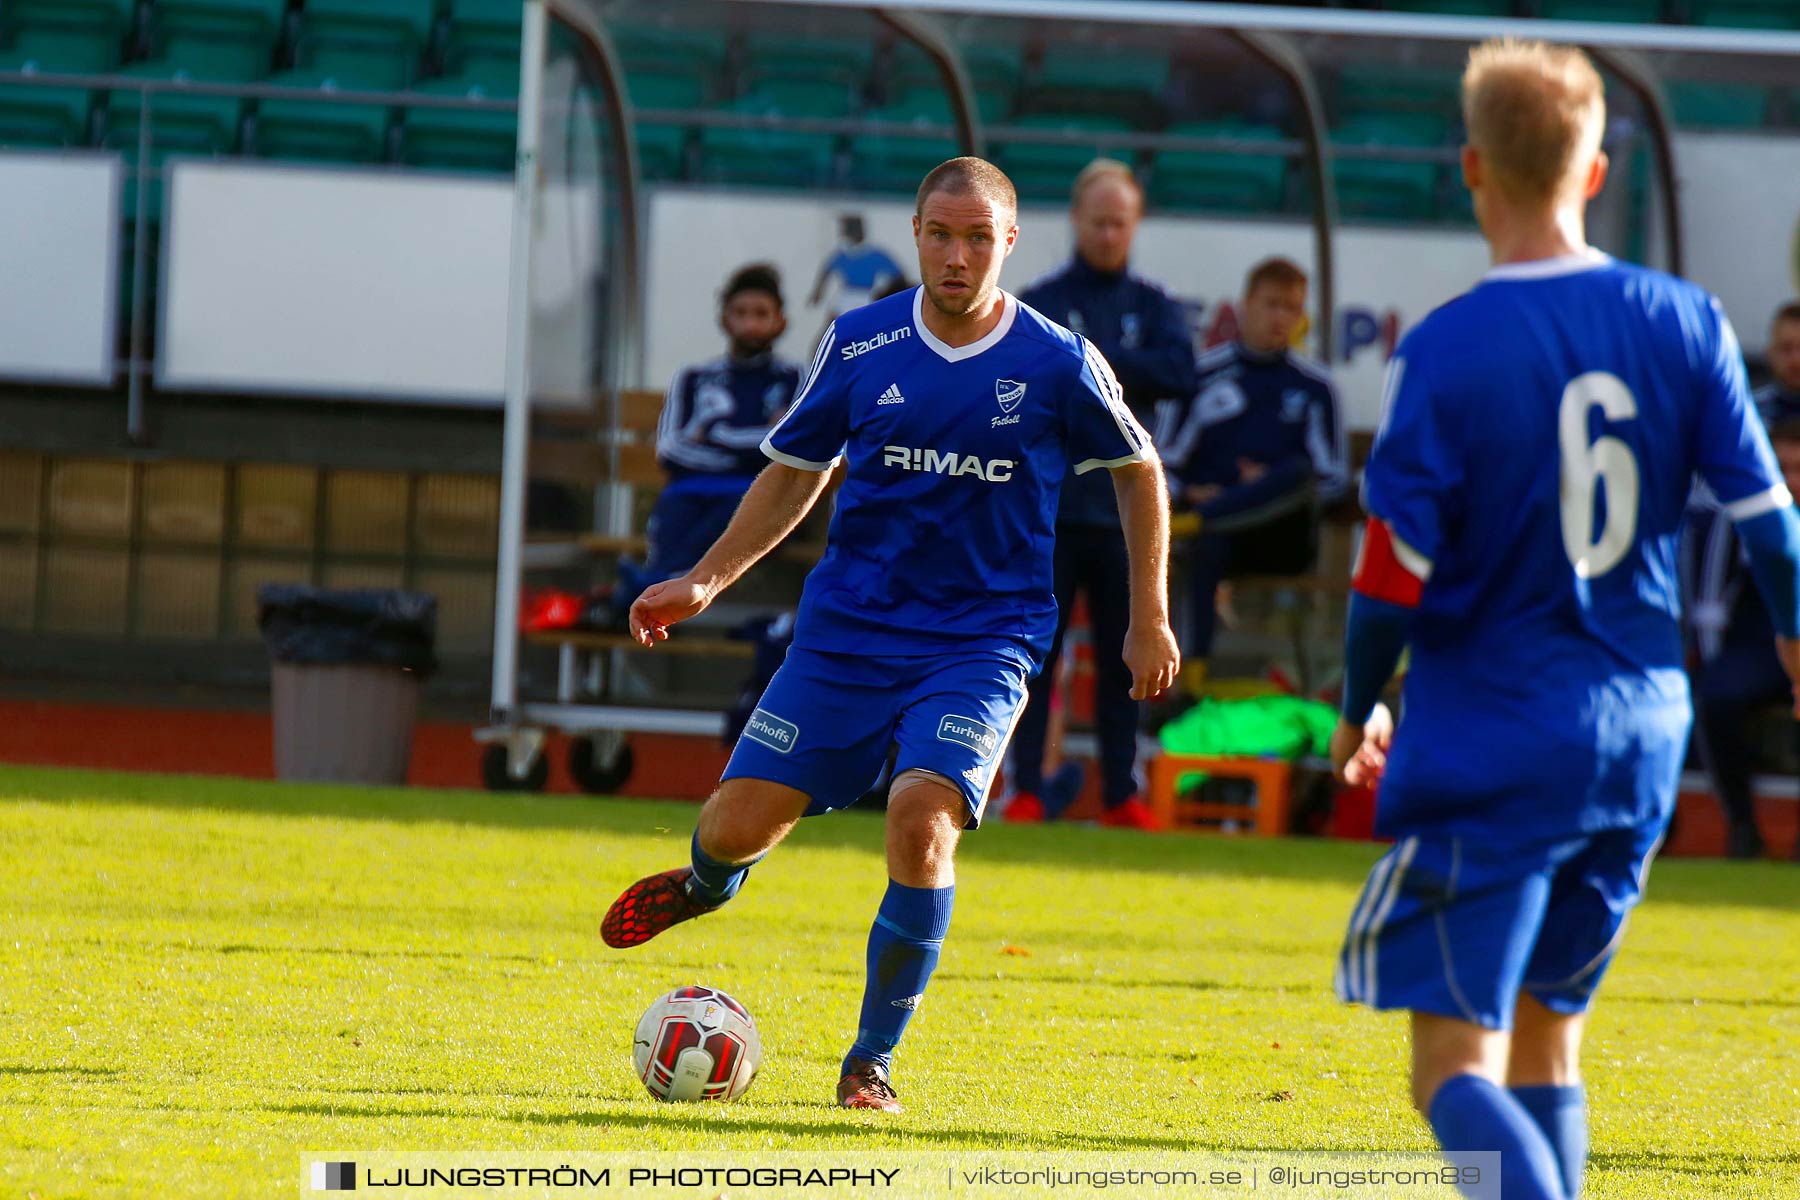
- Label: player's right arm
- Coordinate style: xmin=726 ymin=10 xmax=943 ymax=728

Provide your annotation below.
xmin=630 ymin=324 xmax=852 ymax=646
xmin=1691 ymin=298 xmax=1800 ymax=714
xmin=629 ymin=464 xmax=833 ymax=645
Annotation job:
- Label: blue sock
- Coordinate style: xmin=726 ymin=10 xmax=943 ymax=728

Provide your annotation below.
xmin=843 ymin=881 xmax=955 ymax=1075
xmin=686 ymin=830 xmax=756 ymax=907
xmin=1512 ymin=1085 xmax=1586 ymax=1199
xmin=1428 ymin=1074 xmax=1568 ymax=1200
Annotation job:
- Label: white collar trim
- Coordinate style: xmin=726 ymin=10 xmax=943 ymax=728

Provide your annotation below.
xmin=912 ymin=287 xmax=1017 ymax=363
xmin=1482 ymin=249 xmax=1611 ymax=282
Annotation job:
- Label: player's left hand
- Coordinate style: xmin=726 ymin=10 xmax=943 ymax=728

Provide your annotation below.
xmin=1330 ymin=703 xmax=1394 ymax=787
xmin=1123 ymin=620 xmax=1180 ymax=700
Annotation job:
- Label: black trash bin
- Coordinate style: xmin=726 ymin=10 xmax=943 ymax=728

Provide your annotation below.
xmin=257 ymin=585 xmax=438 ymax=785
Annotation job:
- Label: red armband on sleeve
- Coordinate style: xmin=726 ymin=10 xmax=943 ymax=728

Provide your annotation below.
xmin=1351 ymin=517 xmax=1427 ymax=608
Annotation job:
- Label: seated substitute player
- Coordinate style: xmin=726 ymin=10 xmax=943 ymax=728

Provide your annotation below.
xmin=1754 ymin=300 xmax=1800 ymax=426
xmin=625 ymin=263 xmax=801 ymax=604
xmin=601 ymin=158 xmax=1179 ymax=1112
xmin=1330 ymin=40 xmax=1800 ymax=1200
xmin=1683 ymin=418 xmax=1800 ymax=861
xmin=1157 ymin=257 xmax=1346 ymax=689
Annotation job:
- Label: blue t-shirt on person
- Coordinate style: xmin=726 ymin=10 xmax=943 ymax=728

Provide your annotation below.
xmin=762 ymin=285 xmax=1152 ymax=669
xmin=1366 ymin=250 xmax=1786 ymax=839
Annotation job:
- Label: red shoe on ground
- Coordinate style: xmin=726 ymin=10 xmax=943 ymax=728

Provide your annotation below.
xmin=1099 ymin=795 xmax=1162 ymax=832
xmin=1003 ymin=792 xmax=1046 ymax=823
xmin=837 ymin=1058 xmax=903 ymax=1112
xmin=601 ymin=867 xmax=717 ymax=948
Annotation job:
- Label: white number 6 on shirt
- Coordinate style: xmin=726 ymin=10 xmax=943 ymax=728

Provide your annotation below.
xmin=1559 ymin=370 xmax=1640 ymax=579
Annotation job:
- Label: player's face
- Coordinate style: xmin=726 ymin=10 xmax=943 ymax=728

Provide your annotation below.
xmin=1770 ymin=318 xmax=1800 ymax=392
xmin=720 ymin=290 xmax=785 ymax=358
xmin=1240 ymin=281 xmax=1307 ymax=354
xmin=1072 ymin=177 xmax=1141 ymax=275
xmin=913 ymin=190 xmax=1017 ymax=320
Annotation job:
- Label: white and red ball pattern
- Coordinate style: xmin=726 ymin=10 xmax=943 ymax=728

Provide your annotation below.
xmin=632 ymin=986 xmax=761 ymax=1102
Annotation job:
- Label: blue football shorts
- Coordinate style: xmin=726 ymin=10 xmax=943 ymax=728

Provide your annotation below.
xmin=720 ymin=645 xmax=1031 ymax=825
xmin=1335 ymin=819 xmax=1667 ymax=1030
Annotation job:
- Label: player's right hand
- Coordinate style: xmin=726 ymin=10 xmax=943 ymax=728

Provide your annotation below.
xmin=628 ymin=575 xmax=711 ymax=647
xmin=1778 ymin=636 xmax=1800 ymax=718
xmin=1330 ymin=703 xmax=1394 ymax=787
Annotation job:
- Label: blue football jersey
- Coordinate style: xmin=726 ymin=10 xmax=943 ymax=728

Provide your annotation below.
xmin=1366 ymin=250 xmax=1786 ymax=838
xmin=762 ymin=286 xmax=1152 ymax=667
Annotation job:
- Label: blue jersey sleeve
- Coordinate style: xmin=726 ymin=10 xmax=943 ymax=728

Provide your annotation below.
xmin=1361 ymin=349 xmax=1461 ymax=574
xmin=1694 ymin=299 xmax=1787 ymax=521
xmin=1066 ymin=337 xmax=1153 ymax=475
xmin=761 ymin=324 xmax=850 ymax=472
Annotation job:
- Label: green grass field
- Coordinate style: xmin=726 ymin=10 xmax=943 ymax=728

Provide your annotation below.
xmin=1 ymin=764 xmax=1796 ymax=1198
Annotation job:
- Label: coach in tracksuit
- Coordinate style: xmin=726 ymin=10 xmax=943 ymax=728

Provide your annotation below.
xmin=1158 ymin=257 xmax=1347 ymax=688
xmin=1007 ymin=159 xmax=1197 ymax=831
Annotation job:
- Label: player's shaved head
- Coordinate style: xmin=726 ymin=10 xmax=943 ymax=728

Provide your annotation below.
xmin=916 ymin=157 xmax=1018 ymax=227
xmin=1462 ymin=38 xmax=1605 ymax=205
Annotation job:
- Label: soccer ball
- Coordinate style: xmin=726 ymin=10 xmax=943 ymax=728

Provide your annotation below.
xmin=632 ymin=985 xmax=761 ymax=1102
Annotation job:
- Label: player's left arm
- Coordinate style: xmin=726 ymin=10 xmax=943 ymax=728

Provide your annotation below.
xmin=1111 ymin=456 xmax=1180 ymax=700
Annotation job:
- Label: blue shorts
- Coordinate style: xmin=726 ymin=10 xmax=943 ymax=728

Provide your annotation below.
xmin=721 ymin=646 xmax=1031 ymax=825
xmin=1336 ymin=820 xmax=1666 ymax=1030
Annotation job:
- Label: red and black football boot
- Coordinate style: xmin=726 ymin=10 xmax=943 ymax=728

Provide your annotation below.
xmin=601 ymin=867 xmax=718 ymax=949
xmin=836 ymin=1057 xmax=902 ymax=1112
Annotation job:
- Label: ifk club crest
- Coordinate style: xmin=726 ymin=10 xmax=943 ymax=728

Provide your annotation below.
xmin=996 ymin=378 xmax=1026 ymax=414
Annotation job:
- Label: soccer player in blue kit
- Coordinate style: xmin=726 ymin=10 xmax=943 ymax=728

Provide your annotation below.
xmin=1330 ymin=40 xmax=1800 ymax=1200
xmin=601 ymin=157 xmax=1180 ymax=1111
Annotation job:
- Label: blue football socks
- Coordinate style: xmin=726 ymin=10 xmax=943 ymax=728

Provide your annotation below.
xmin=686 ymin=830 xmax=757 ymax=907
xmin=844 ymin=880 xmax=956 ymax=1074
xmin=1429 ymin=1074 xmax=1568 ymax=1200
xmin=1512 ymin=1085 xmax=1587 ymax=1199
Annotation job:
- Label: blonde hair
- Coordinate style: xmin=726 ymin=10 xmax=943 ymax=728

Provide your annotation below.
xmin=1462 ymin=38 xmax=1605 ymax=203
xmin=1071 ymin=157 xmax=1142 ymax=209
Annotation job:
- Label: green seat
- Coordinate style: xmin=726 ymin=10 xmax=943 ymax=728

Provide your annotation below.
xmin=303 ymin=0 xmax=438 ymax=46
xmin=1030 ymin=48 xmax=1167 ymax=122
xmin=1335 ymin=63 xmax=1462 ymax=118
xmin=0 ymin=50 xmax=97 ymax=146
xmin=153 ymin=32 xmax=268 ymax=81
xmin=400 ymin=71 xmax=515 ymax=173
xmin=298 ymin=41 xmax=415 ymax=90
xmin=849 ymin=95 xmax=962 ymax=193
xmin=1691 ymin=1 xmax=1800 ymax=29
xmin=1535 ymin=0 xmax=1666 ymax=22
xmin=1150 ymin=120 xmax=1288 ymax=214
xmin=4 ymin=1 xmax=134 ymax=36
xmin=1331 ymin=113 xmax=1448 ymax=222
xmin=991 ymin=113 xmax=1131 ymax=202
xmin=627 ymin=72 xmax=704 ymax=111
xmin=3 ymin=25 xmax=121 ymax=72
xmin=447 ymin=0 xmax=524 ymax=58
xmin=626 ymin=73 xmax=701 ymax=180
xmin=256 ymin=68 xmax=393 ymax=162
xmin=607 ymin=20 xmax=721 ymax=77
xmin=741 ymin=33 xmax=871 ymax=87
xmin=106 ymin=60 xmax=248 ymax=152
xmin=696 ymin=95 xmax=836 ymax=187
xmin=153 ymin=0 xmax=287 ymax=42
xmin=738 ymin=78 xmax=853 ymax=119
xmin=1666 ymin=81 xmax=1770 ymax=127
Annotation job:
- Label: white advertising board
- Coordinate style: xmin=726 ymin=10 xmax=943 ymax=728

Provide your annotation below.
xmin=0 ymin=151 xmax=121 ymax=385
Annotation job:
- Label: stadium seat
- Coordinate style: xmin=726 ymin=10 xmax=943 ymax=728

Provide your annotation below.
xmin=1330 ymin=112 xmax=1448 ymax=223
xmin=695 ymin=94 xmax=837 ymax=187
xmin=1 ymin=25 xmax=123 ymax=73
xmin=295 ymin=0 xmax=434 ymax=92
xmin=1666 ymin=81 xmax=1771 ymax=127
xmin=1334 ymin=63 xmax=1462 ymax=118
xmin=256 ymin=67 xmax=394 ymax=162
xmin=740 ymin=33 xmax=871 ymax=89
xmin=1149 ymin=120 xmax=1288 ymax=215
xmin=991 ymin=113 xmax=1133 ymax=202
xmin=105 ymin=60 xmax=251 ymax=154
xmin=400 ymin=72 xmax=516 ymax=173
xmin=1028 ymin=48 xmax=1168 ymax=123
xmin=2 ymin=0 xmax=135 ymax=39
xmin=605 ymin=20 xmax=722 ymax=78
xmin=849 ymin=90 xmax=962 ymax=193
xmin=627 ymin=71 xmax=704 ymax=180
xmin=152 ymin=0 xmax=287 ymax=43
xmin=0 ymin=51 xmax=98 ymax=146
xmin=1689 ymin=1 xmax=1800 ymax=30
xmin=739 ymin=78 xmax=855 ymax=120
xmin=1534 ymin=0 xmax=1667 ymax=22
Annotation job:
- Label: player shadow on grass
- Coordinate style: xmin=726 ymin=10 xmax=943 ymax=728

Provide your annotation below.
xmin=259 ymin=1099 xmax=1205 ymax=1150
